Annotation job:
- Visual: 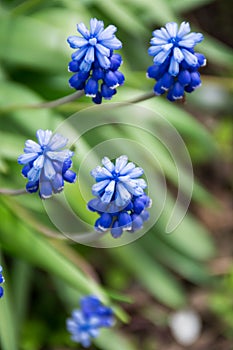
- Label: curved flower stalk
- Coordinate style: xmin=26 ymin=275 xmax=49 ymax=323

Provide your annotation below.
xmin=18 ymin=130 xmax=76 ymax=199
xmin=67 ymin=18 xmax=125 ymax=104
xmin=67 ymin=295 xmax=114 ymax=348
xmin=147 ymin=22 xmax=206 ymax=101
xmin=0 ymin=266 xmax=4 ymax=298
xmin=87 ymin=155 xmax=152 ymax=238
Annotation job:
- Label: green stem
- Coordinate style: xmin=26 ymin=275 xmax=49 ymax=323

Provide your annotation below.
xmin=0 ymin=188 xmax=27 ymax=196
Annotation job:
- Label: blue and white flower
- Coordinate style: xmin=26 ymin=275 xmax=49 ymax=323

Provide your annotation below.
xmin=87 ymin=156 xmax=152 ymax=238
xmin=67 ymin=295 xmax=114 ymax=348
xmin=18 ymin=130 xmax=76 ymax=199
xmin=147 ymin=22 xmax=206 ymax=101
xmin=0 ymin=265 xmax=4 ymax=298
xmin=67 ymin=18 xmax=124 ymax=104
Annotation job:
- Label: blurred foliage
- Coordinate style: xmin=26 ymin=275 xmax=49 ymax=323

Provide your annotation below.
xmin=209 ymin=269 xmax=233 ymax=339
xmin=0 ymin=0 xmax=232 ymax=349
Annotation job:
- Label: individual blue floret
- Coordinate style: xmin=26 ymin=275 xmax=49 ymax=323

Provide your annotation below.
xmin=18 ymin=130 xmax=76 ymax=199
xmin=66 ymin=295 xmax=114 ymax=348
xmin=147 ymin=22 xmax=206 ymax=102
xmin=87 ymin=156 xmax=152 ymax=238
xmin=67 ymin=18 xmax=124 ymax=104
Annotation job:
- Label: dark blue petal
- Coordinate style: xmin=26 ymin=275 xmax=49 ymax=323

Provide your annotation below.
xmin=92 ymin=91 xmax=102 ymax=104
xmin=85 ymin=78 xmax=99 ymax=97
xmin=133 ymin=198 xmax=145 ymax=214
xmin=141 ymin=210 xmax=150 ymax=222
xmin=110 ymin=54 xmax=122 ymax=71
xmin=39 ymin=181 xmax=53 ymax=199
xmin=98 ymin=213 xmax=112 ymax=230
xmin=147 ymin=65 xmax=161 ymax=80
xmin=131 ymin=213 xmax=144 ymax=231
xmin=22 ymin=164 xmax=31 ymax=178
xmin=68 ymin=60 xmax=80 ymax=72
xmin=63 ymin=170 xmax=77 ymax=183
xmin=104 ymin=71 xmax=119 ymax=88
xmin=0 ymin=286 xmax=4 ymax=298
xmin=190 ymin=71 xmax=201 ymax=88
xmin=170 ymin=82 xmax=184 ymax=100
xmin=69 ymin=73 xmax=86 ymax=90
xmin=195 ymin=53 xmax=206 ymax=67
xmin=52 ymin=173 xmax=64 ymax=193
xmin=118 ymin=212 xmax=132 ymax=230
xmin=92 ymin=67 xmax=104 ymax=80
xmin=153 ymin=80 xmax=166 ymax=95
xmin=26 ymin=181 xmax=39 ymax=193
xmin=114 ymin=70 xmax=125 ymax=85
xmin=101 ymin=84 xmax=116 ymax=99
xmin=111 ymin=220 xmax=123 ymax=238
xmin=178 ymin=70 xmax=191 ymax=86
xmin=160 ymin=72 xmax=174 ymax=90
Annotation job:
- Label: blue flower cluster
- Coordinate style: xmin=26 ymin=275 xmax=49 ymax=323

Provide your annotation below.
xmin=0 ymin=266 xmax=4 ymax=298
xmin=18 ymin=130 xmax=76 ymax=199
xmin=67 ymin=18 xmax=125 ymax=104
xmin=87 ymin=155 xmax=152 ymax=238
xmin=67 ymin=295 xmax=114 ymax=348
xmin=147 ymin=22 xmax=206 ymax=101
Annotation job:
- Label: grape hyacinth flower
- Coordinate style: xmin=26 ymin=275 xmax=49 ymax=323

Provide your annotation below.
xmin=147 ymin=22 xmax=206 ymax=101
xmin=0 ymin=266 xmax=5 ymax=298
xmin=18 ymin=130 xmax=76 ymax=199
xmin=67 ymin=18 xmax=125 ymax=104
xmin=87 ymin=155 xmax=152 ymax=238
xmin=67 ymin=295 xmax=114 ymax=348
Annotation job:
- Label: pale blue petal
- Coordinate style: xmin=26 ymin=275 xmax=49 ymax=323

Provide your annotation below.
xmin=71 ymin=47 xmax=88 ymax=61
xmin=79 ymin=60 xmax=92 ymax=72
xmin=36 ymin=129 xmax=52 ymax=146
xmin=44 ymin=158 xmax=56 ymax=180
xmin=47 ymin=133 xmax=68 ymax=150
xmin=96 ymin=51 xmax=111 ymax=69
xmin=115 ymin=155 xmax=128 ymax=173
xmin=33 ymin=154 xmax=44 ymax=169
xmin=27 ymin=167 xmax=40 ymax=182
xmin=99 ymin=37 xmax=122 ymax=49
xmin=178 ymin=39 xmax=195 ymax=48
xmin=95 ymin=43 xmax=110 ymax=57
xmin=119 ymin=162 xmax=135 ymax=175
xmin=91 ymin=166 xmax=113 ymax=180
xmin=77 ymin=22 xmax=90 ymax=39
xmin=123 ymin=180 xmax=145 ymax=196
xmin=101 ymin=180 xmax=115 ymax=203
xmin=152 ymin=29 xmax=169 ymax=40
xmin=90 ymin=18 xmax=104 ymax=36
xmin=46 ymin=150 xmax=72 ymax=162
xmin=40 ymin=181 xmax=53 ymax=199
xmin=97 ymin=25 xmax=117 ymax=41
xmin=128 ymin=167 xmax=144 ymax=178
xmin=102 ymin=157 xmax=115 ymax=172
xmin=67 ymin=36 xmax=88 ymax=48
xmin=169 ymin=55 xmax=180 ymax=76
xmin=84 ymin=46 xmax=95 ymax=63
xmin=182 ymin=49 xmax=198 ymax=66
xmin=160 ymin=27 xmax=171 ymax=40
xmin=177 ymin=21 xmax=190 ymax=38
xmin=24 ymin=140 xmax=41 ymax=153
xmin=92 ymin=179 xmax=110 ymax=196
xmin=148 ymin=46 xmax=163 ymax=56
xmin=18 ymin=152 xmax=38 ymax=164
xmin=183 ymin=32 xmax=203 ymax=44
xmin=165 ymin=22 xmax=178 ymax=37
xmin=150 ymin=37 xmax=168 ymax=45
xmin=153 ymin=49 xmax=171 ymax=64
xmin=173 ymin=47 xmax=184 ymax=62
xmin=115 ymin=182 xmax=131 ymax=207
xmin=89 ymin=328 xmax=99 ymax=338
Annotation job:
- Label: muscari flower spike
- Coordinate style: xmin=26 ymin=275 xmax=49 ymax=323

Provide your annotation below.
xmin=18 ymin=130 xmax=76 ymax=199
xmin=0 ymin=266 xmax=5 ymax=298
xmin=87 ymin=155 xmax=152 ymax=238
xmin=67 ymin=18 xmax=125 ymax=104
xmin=147 ymin=21 xmax=206 ymax=101
xmin=67 ymin=295 xmax=114 ymax=348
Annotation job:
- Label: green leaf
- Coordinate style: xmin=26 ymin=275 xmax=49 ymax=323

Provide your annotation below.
xmin=167 ymin=0 xmax=215 ymax=12
xmin=95 ymin=328 xmax=137 ymax=350
xmin=111 ymin=243 xmax=186 ymax=309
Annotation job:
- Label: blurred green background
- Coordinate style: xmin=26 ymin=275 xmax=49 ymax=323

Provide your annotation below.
xmin=0 ymin=0 xmax=232 ymax=349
